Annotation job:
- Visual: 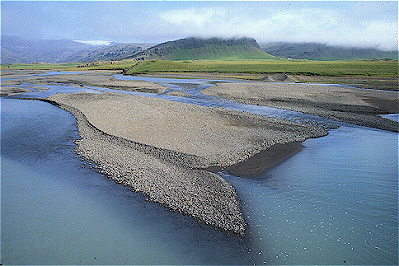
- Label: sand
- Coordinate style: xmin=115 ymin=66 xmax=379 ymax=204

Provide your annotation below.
xmin=204 ymin=82 xmax=399 ymax=132
xmin=4 ymin=70 xmax=397 ymax=233
xmin=46 ymin=91 xmax=327 ymax=235
xmin=0 ymin=86 xmax=31 ymax=97
xmin=1 ymin=70 xmax=167 ymax=94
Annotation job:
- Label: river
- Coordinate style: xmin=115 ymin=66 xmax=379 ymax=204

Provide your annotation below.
xmin=1 ymin=73 xmax=397 ymax=264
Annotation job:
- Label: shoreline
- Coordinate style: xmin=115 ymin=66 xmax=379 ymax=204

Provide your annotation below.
xmin=204 ymin=82 xmax=399 ymax=132
xmin=44 ymin=97 xmax=247 ymax=235
xmin=44 ymin=91 xmax=327 ymax=235
xmin=2 ymin=70 xmax=333 ymax=235
xmin=227 ymin=142 xmax=303 ymax=178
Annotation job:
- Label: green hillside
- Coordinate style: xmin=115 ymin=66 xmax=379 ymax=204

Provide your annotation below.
xmin=130 ymin=37 xmax=275 ymax=61
xmin=261 ymin=42 xmax=398 ymax=61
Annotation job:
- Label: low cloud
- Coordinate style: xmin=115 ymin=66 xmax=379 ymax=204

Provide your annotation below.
xmin=160 ymin=8 xmax=226 ymax=28
xmin=159 ymin=6 xmax=398 ymax=51
xmin=2 ymin=1 xmax=397 ymax=51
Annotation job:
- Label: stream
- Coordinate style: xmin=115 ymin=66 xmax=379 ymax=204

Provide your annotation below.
xmin=1 ymin=72 xmax=397 ymax=264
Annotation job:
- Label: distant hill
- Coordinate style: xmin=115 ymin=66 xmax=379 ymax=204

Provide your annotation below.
xmin=130 ymin=37 xmax=275 ymax=60
xmin=260 ymin=42 xmax=398 ymax=61
xmin=0 ymin=35 xmax=152 ymax=64
xmin=68 ymin=43 xmax=150 ymax=63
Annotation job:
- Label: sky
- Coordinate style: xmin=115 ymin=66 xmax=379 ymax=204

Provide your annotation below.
xmin=1 ymin=1 xmax=398 ymax=51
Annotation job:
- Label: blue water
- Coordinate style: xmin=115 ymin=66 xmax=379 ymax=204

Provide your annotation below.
xmin=1 ymin=98 xmax=253 ymax=265
xmin=8 ymin=75 xmax=339 ymax=129
xmin=223 ymin=125 xmax=398 ymax=264
xmin=1 ymin=73 xmax=398 ymax=264
xmin=0 ymin=71 xmax=93 ymax=81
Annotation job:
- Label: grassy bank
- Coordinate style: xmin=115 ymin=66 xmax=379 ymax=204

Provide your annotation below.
xmin=2 ymin=59 xmax=397 ymax=78
xmin=1 ymin=63 xmax=81 ymax=70
xmin=0 ymin=60 xmax=135 ymax=71
xmin=126 ymin=59 xmax=398 ymax=77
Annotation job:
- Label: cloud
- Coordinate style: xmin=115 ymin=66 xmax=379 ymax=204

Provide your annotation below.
xmin=160 ymin=8 xmax=226 ymax=28
xmin=74 ymin=40 xmax=113 ymax=46
xmin=2 ymin=1 xmax=397 ymax=51
xmin=159 ymin=6 xmax=398 ymax=51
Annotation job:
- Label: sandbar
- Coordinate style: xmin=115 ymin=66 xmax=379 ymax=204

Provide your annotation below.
xmin=47 ymin=91 xmax=327 ymax=235
xmin=204 ymin=82 xmax=399 ymax=132
xmin=1 ymin=70 xmax=167 ymax=94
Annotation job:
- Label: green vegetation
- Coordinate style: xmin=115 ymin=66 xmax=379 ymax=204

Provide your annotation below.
xmin=130 ymin=37 xmax=274 ymax=61
xmin=1 ymin=60 xmax=136 ymax=71
xmin=261 ymin=42 xmax=398 ymax=61
xmin=2 ymin=59 xmax=397 ymax=79
xmin=1 ymin=63 xmax=81 ymax=70
xmin=166 ymin=44 xmax=274 ymax=60
xmin=126 ymin=59 xmax=398 ymax=77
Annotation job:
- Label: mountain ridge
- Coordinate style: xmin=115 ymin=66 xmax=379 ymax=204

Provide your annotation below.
xmin=127 ymin=37 xmax=275 ymax=60
xmin=260 ymin=42 xmax=398 ymax=61
xmin=0 ymin=35 xmax=152 ymax=64
xmin=2 ymin=35 xmax=397 ymax=64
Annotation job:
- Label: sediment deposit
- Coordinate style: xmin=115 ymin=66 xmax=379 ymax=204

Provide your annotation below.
xmin=47 ymin=91 xmax=328 ymax=235
xmin=1 ymin=70 xmax=167 ymax=94
xmin=204 ymin=82 xmax=399 ymax=132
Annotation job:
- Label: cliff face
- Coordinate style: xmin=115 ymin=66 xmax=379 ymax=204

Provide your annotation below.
xmin=131 ymin=37 xmax=275 ymax=60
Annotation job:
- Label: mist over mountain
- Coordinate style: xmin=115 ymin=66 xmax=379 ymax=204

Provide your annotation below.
xmin=2 ymin=35 xmax=398 ymax=64
xmin=260 ymin=42 xmax=398 ymax=61
xmin=0 ymin=35 xmax=152 ymax=64
xmin=130 ymin=37 xmax=275 ymax=61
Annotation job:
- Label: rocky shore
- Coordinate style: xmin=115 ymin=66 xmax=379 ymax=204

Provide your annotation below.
xmin=204 ymin=82 xmax=399 ymax=132
xmin=47 ymin=91 xmax=328 ymax=235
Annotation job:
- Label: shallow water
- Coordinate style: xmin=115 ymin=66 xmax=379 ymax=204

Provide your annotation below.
xmin=223 ymin=126 xmax=398 ymax=264
xmin=1 ymin=98 xmax=253 ymax=265
xmin=9 ymin=74 xmax=340 ymax=129
xmin=1 ymin=73 xmax=398 ymax=264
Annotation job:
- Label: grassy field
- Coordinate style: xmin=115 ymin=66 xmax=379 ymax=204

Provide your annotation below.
xmin=2 ymin=59 xmax=397 ymax=90
xmin=2 ymin=59 xmax=397 ymax=78
xmin=1 ymin=63 xmax=81 ymax=70
xmin=0 ymin=60 xmax=136 ymax=71
xmin=126 ymin=59 xmax=398 ymax=77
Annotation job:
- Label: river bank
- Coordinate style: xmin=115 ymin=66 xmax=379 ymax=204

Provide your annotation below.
xmin=2 ymin=70 xmax=397 ymax=234
xmin=1 ymin=70 xmax=398 ymax=264
xmin=0 ymin=69 xmax=167 ymax=95
xmin=45 ymin=91 xmax=326 ymax=234
xmin=204 ymin=82 xmax=399 ymax=132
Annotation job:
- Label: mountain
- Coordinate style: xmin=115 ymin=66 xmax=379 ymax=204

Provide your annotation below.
xmin=68 ymin=43 xmax=150 ymax=63
xmin=260 ymin=42 xmax=398 ymax=61
xmin=1 ymin=35 xmax=89 ymax=64
xmin=130 ymin=37 xmax=275 ymax=60
xmin=0 ymin=35 xmax=152 ymax=64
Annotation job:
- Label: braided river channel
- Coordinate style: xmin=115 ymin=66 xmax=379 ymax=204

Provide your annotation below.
xmin=1 ymin=72 xmax=398 ymax=264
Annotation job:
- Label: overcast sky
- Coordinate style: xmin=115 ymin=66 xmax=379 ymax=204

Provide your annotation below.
xmin=2 ymin=1 xmax=398 ymax=51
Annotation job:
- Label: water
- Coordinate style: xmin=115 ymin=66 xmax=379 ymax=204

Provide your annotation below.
xmin=0 ymin=71 xmax=93 ymax=81
xmin=381 ymin=113 xmax=399 ymax=123
xmin=1 ymin=98 xmax=253 ymax=265
xmin=7 ymin=74 xmax=340 ymax=128
xmin=223 ymin=126 xmax=398 ymax=264
xmin=8 ymin=82 xmax=102 ymax=99
xmin=1 ymin=73 xmax=398 ymax=264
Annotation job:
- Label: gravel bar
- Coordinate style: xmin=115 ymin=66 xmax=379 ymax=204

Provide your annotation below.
xmin=45 ymin=92 xmax=327 ymax=235
xmin=204 ymin=82 xmax=399 ymax=132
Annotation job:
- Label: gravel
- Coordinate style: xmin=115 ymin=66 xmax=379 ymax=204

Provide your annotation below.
xmin=204 ymin=82 xmax=399 ymax=132
xmin=47 ymin=92 xmax=328 ymax=235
